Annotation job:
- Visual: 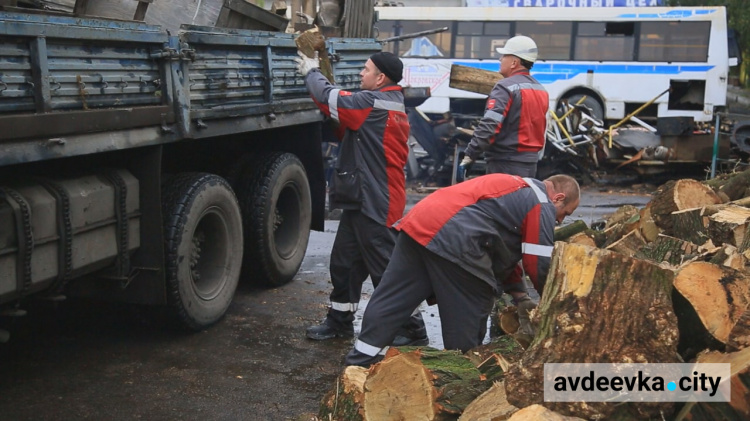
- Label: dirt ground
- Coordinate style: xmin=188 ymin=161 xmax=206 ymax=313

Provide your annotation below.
xmin=0 ymin=185 xmax=658 ymax=421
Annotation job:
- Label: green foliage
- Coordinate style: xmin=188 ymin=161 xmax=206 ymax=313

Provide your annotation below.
xmin=667 ymin=0 xmax=750 ymax=86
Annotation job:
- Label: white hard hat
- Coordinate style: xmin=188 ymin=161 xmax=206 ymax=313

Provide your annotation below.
xmin=495 ymin=35 xmax=538 ymax=63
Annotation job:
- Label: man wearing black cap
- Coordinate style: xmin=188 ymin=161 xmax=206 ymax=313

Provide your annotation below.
xmin=295 ymin=50 xmax=427 ymax=346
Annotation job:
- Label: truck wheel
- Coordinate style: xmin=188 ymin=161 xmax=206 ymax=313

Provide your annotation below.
xmin=236 ymin=152 xmax=311 ymax=287
xmin=162 ymin=173 xmax=243 ymax=331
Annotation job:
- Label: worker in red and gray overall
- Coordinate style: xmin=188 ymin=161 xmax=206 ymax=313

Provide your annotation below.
xmin=295 ymin=50 xmax=428 ymax=345
xmin=344 ymin=174 xmax=580 ymax=367
xmin=459 ymin=35 xmax=549 ymax=178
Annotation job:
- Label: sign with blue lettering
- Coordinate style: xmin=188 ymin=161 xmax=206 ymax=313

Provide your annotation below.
xmin=466 ymin=0 xmax=664 ymax=6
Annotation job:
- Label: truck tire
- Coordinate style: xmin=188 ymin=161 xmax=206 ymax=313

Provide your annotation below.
xmin=235 ymin=152 xmax=311 ymax=287
xmin=162 ymin=173 xmax=243 ymax=331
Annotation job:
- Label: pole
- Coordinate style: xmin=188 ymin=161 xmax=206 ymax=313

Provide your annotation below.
xmin=711 ymin=112 xmax=720 ymax=179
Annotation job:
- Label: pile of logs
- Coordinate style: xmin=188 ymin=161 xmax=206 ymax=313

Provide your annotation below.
xmin=317 ymin=170 xmax=750 ymax=421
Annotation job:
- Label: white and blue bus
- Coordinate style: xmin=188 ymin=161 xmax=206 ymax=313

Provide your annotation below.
xmin=375 ymin=6 xmax=740 ymax=129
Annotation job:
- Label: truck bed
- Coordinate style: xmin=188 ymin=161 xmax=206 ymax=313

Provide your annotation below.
xmin=0 ymin=11 xmax=381 ymax=166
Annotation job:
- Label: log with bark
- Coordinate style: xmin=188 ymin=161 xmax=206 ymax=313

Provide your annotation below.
xmin=673 ymin=262 xmax=750 ymax=350
xmin=504 ymin=242 xmax=680 ymax=420
xmin=566 ymin=232 xmax=597 ymax=248
xmin=448 ymin=64 xmax=500 ymax=96
xmin=319 ymin=337 xmax=524 ymax=420
xmin=706 ymin=205 xmax=750 ymax=248
xmin=554 ymin=220 xmax=588 ymax=241
xmin=671 ymin=207 xmax=710 ymax=245
xmin=673 ymin=346 xmax=750 ymax=421
xmin=606 ymin=229 xmax=646 ymax=258
xmin=650 ymin=179 xmax=721 ymax=233
xmin=507 ymin=405 xmax=586 ymax=421
xmin=704 ymin=168 xmax=750 ymax=202
xmin=457 ymin=381 xmax=519 ymax=421
xmin=637 ymin=234 xmax=701 ymax=267
xmin=638 ymin=203 xmax=661 ymax=243
xmin=295 ymin=27 xmax=334 ymax=82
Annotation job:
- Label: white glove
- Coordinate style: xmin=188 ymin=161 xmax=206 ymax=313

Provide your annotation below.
xmin=460 ymin=155 xmax=474 ymax=167
xmin=295 ymin=50 xmax=320 ymax=76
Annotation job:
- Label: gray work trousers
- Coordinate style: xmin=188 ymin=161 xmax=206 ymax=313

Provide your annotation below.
xmin=486 ymin=159 xmax=537 ymax=177
xmin=345 ymin=233 xmax=494 ymax=366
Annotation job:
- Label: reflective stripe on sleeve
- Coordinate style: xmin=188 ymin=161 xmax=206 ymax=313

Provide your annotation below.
xmin=523 ymin=178 xmax=548 ymax=203
xmin=329 ymin=89 xmax=341 ymax=121
xmin=373 ymin=99 xmax=405 ymax=112
xmin=522 ymin=242 xmax=553 ymax=257
xmin=354 ymin=339 xmax=388 ymax=357
xmin=483 ymin=109 xmax=505 ymax=123
xmin=331 ymin=301 xmax=358 ymax=312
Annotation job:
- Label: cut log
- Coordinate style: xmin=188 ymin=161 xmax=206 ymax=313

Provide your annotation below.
xmin=707 ymin=205 xmax=750 ymax=248
xmin=671 ymin=207 xmax=710 ymax=245
xmin=704 ymin=169 xmax=750 ymax=202
xmin=637 ymin=234 xmax=701 ymax=267
xmin=709 ymin=245 xmax=747 ymax=270
xmin=566 ymin=232 xmax=597 ymax=248
xmin=673 ymin=347 xmax=750 ymax=421
xmin=673 ymin=262 xmax=750 ymax=345
xmin=458 ymin=381 xmax=518 ymax=421
xmin=606 ymin=229 xmax=646 ymax=257
xmin=320 ymin=338 xmax=524 ymax=420
xmin=295 ymin=27 xmax=334 ymax=82
xmin=507 ymin=405 xmax=586 ymax=421
xmin=448 ymin=64 xmax=500 ymax=96
xmin=605 ymin=204 xmax=640 ymax=229
xmin=650 ymin=179 xmax=721 ymax=233
xmin=554 ymin=220 xmax=588 ymax=241
xmin=638 ymin=204 xmax=661 ymax=243
xmin=728 ymin=309 xmax=750 ymax=351
xmin=505 ymin=242 xmax=679 ymax=420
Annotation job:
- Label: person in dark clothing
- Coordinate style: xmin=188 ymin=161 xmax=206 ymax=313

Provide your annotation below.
xmin=460 ymin=36 xmax=549 ymax=178
xmin=344 ymin=174 xmax=580 ymax=367
xmin=296 ymin=50 xmax=427 ymax=345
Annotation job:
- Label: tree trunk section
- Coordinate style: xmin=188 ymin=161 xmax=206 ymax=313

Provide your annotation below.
xmin=671 ymin=207 xmax=710 ymax=245
xmin=704 ymin=169 xmax=750 ymax=202
xmin=504 ymin=242 xmax=679 ymax=420
xmin=566 ymin=232 xmax=597 ymax=248
xmin=638 ymin=204 xmax=661 ymax=243
xmin=650 ymin=179 xmax=721 ymax=233
xmin=448 ymin=64 xmax=500 ymax=96
xmin=673 ymin=262 xmax=750 ymax=345
xmin=458 ymin=381 xmax=519 ymax=421
xmin=554 ymin=220 xmax=588 ymax=241
xmin=320 ymin=337 xmax=524 ymax=420
xmin=605 ymin=204 xmax=640 ymax=229
xmin=606 ymin=229 xmax=645 ymax=257
xmin=295 ymin=28 xmax=334 ymax=82
xmin=507 ymin=405 xmax=586 ymax=421
xmin=637 ymin=234 xmax=700 ymax=267
xmin=673 ymin=347 xmax=750 ymax=421
xmin=707 ymin=205 xmax=750 ymax=248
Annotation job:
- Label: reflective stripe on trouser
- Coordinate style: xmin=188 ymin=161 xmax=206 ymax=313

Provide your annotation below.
xmin=345 ymin=233 xmax=495 ymax=366
xmin=328 ymin=210 xmax=396 ymax=326
xmin=486 ymin=160 xmax=537 ymax=177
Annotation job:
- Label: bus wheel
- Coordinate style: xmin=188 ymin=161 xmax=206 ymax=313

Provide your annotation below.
xmin=235 ymin=152 xmax=312 ymax=287
xmin=162 ymin=173 xmax=243 ymax=331
xmin=561 ymin=94 xmax=604 ymax=123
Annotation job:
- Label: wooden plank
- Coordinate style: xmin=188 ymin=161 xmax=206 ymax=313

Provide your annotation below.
xmin=449 ymin=64 xmax=500 ymax=96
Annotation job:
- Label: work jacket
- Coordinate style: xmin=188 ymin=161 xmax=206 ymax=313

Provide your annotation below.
xmin=305 ymin=69 xmax=409 ymax=227
xmin=394 ymin=174 xmax=556 ymax=293
xmin=464 ymin=71 xmax=549 ymax=164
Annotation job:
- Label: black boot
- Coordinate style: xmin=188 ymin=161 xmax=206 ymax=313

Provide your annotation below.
xmin=306 ymin=310 xmax=354 ymax=341
xmin=391 ymin=312 xmax=428 ymax=346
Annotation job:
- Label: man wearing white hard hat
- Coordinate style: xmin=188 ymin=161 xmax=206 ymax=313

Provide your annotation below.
xmin=460 ymin=35 xmax=549 ymax=178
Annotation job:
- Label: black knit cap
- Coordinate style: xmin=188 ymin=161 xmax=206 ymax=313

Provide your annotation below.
xmin=370 ymin=51 xmax=403 ymax=83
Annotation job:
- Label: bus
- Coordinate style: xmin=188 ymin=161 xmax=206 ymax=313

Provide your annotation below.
xmin=374 ymin=6 xmax=740 ymax=131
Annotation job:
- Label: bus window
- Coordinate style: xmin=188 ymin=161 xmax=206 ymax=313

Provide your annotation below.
xmin=455 ymin=21 xmax=511 ymax=59
xmin=516 ymin=21 xmax=572 ymax=61
xmin=398 ymin=20 xmax=452 ymax=57
xmin=374 ymin=20 xmax=397 ymax=54
xmin=638 ymin=22 xmax=710 ymax=62
xmin=574 ymin=22 xmax=635 ymax=61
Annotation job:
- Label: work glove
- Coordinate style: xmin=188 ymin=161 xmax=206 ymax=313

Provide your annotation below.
xmin=515 ymin=294 xmax=538 ymax=337
xmin=295 ymin=50 xmax=320 ymax=77
xmin=456 ymin=155 xmax=474 ymax=183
